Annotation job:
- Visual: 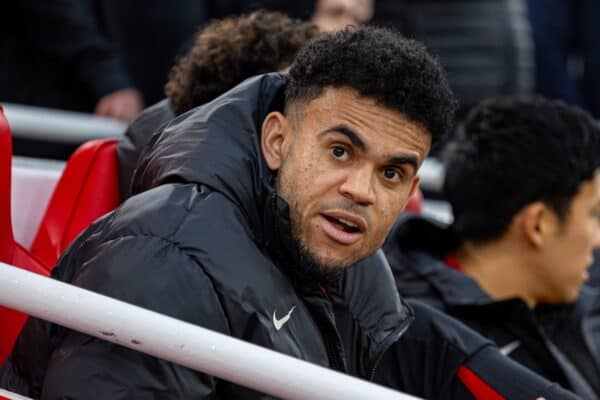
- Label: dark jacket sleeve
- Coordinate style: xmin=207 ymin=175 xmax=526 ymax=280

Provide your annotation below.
xmin=374 ymin=300 xmax=581 ymax=400
xmin=39 ymin=221 xmax=231 ymax=398
xmin=16 ymin=0 xmax=133 ymax=101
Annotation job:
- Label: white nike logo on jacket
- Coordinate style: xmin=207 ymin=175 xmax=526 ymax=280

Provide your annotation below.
xmin=273 ymin=306 xmax=296 ymax=331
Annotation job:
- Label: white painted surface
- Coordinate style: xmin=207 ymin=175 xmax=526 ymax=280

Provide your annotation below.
xmin=11 ymin=157 xmax=64 ymax=248
xmin=0 ymin=262 xmax=421 ymax=400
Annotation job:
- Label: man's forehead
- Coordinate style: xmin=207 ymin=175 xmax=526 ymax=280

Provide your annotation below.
xmin=304 ymin=87 xmax=426 ymax=130
xmin=298 ymin=87 xmax=431 ymax=156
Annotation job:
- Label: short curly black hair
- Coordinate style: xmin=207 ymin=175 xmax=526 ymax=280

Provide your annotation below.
xmin=165 ymin=10 xmax=318 ymax=115
xmin=286 ymin=26 xmax=457 ymax=143
xmin=444 ymin=96 xmax=600 ymax=244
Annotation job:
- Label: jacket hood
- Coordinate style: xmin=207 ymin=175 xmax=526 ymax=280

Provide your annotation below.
xmin=132 ymin=74 xmax=285 ymax=241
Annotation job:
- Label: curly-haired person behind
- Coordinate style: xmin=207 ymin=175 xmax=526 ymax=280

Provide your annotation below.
xmin=117 ymin=10 xmax=318 ymax=198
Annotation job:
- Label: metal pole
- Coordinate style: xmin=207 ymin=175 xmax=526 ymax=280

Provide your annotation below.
xmin=2 ymin=103 xmax=126 ymax=143
xmin=0 ymin=388 xmax=34 ymax=400
xmin=0 ymin=262 xmax=419 ymax=400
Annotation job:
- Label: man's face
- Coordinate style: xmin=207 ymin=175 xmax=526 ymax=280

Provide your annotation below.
xmin=538 ymin=172 xmax=600 ymax=303
xmin=263 ymin=87 xmax=430 ymax=270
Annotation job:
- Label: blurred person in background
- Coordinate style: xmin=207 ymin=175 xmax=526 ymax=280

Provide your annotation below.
xmin=384 ymin=97 xmax=600 ymax=399
xmin=0 ymin=1 xmax=317 ymax=124
xmin=117 ymin=10 xmax=318 ymax=199
xmin=0 ymin=1 xmax=145 ymax=123
xmin=105 ymin=0 xmax=319 ymax=107
xmin=371 ymin=0 xmax=534 ymax=153
xmin=527 ymin=0 xmax=600 ymax=119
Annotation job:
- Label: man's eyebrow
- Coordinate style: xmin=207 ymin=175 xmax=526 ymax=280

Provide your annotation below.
xmin=317 ymin=124 xmax=420 ymax=172
xmin=386 ymin=155 xmax=419 ymax=173
xmin=317 ymin=124 xmax=367 ymax=151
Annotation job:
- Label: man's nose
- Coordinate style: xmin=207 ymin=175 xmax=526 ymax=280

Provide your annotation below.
xmin=339 ymin=166 xmax=376 ymax=206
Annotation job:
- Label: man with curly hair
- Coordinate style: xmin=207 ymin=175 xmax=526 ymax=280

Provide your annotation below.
xmin=1 ymin=27 xmax=579 ymax=399
xmin=117 ymin=10 xmax=318 ymax=198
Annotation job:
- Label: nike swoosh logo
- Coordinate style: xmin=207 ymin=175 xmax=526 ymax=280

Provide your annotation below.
xmin=499 ymin=340 xmax=521 ymax=356
xmin=273 ymin=306 xmax=296 ymax=331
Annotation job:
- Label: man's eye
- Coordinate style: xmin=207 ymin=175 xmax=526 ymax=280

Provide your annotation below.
xmin=331 ymin=146 xmax=348 ymax=160
xmin=383 ymin=168 xmax=402 ymax=181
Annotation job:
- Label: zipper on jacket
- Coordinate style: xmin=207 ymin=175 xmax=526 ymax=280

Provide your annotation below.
xmin=320 ymin=301 xmax=348 ymax=372
xmin=323 ymin=329 xmax=344 ymax=372
xmin=306 ymin=290 xmax=348 ymax=373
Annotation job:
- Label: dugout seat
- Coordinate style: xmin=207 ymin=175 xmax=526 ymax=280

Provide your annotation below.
xmin=30 ymin=139 xmax=120 ymax=269
xmin=405 ymin=188 xmax=424 ymax=214
xmin=0 ymin=105 xmax=49 ymax=366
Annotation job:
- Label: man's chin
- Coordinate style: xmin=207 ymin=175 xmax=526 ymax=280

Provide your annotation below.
xmin=308 ymin=249 xmax=360 ymax=271
xmin=291 ymin=246 xmax=355 ymax=288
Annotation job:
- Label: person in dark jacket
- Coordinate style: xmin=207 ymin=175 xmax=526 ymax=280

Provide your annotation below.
xmin=385 ymin=97 xmax=600 ymax=399
xmin=0 ymin=26 xmax=450 ymax=399
xmin=0 ymin=0 xmax=317 ymax=130
xmin=117 ymin=10 xmax=318 ymax=199
xmin=377 ymin=299 xmax=579 ymax=399
xmin=0 ymin=29 xmax=579 ymax=400
xmin=527 ymin=0 xmax=600 ymax=118
xmin=0 ymin=0 xmax=144 ymax=121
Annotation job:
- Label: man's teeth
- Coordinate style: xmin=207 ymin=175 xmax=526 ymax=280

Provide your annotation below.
xmin=337 ymin=218 xmax=358 ymax=229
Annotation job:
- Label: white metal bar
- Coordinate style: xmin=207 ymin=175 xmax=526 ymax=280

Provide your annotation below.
xmin=419 ymin=158 xmax=445 ymax=193
xmin=0 ymin=388 xmax=34 ymax=400
xmin=2 ymin=103 xmax=126 ymax=143
xmin=422 ymin=200 xmax=453 ymax=225
xmin=0 ymin=262 xmax=419 ymax=400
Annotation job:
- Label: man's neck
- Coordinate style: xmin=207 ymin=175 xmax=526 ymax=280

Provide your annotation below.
xmin=455 ymin=240 xmax=537 ymax=308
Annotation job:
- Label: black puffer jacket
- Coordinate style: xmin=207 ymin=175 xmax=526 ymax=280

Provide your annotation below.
xmin=384 ymin=216 xmax=600 ymax=400
xmin=0 ymin=74 xmax=413 ymax=399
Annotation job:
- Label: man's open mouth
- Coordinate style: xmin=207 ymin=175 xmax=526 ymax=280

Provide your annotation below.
xmin=319 ymin=211 xmax=366 ymax=245
xmin=323 ymin=215 xmax=361 ymax=233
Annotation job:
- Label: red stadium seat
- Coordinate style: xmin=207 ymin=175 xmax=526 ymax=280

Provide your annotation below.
xmin=30 ymin=139 xmax=120 ymax=269
xmin=0 ymin=105 xmax=49 ymax=366
xmin=404 ymin=188 xmax=424 ymax=214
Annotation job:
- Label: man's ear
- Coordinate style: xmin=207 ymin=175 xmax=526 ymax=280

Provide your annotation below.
xmin=519 ymin=202 xmax=554 ymax=248
xmin=261 ymin=111 xmax=291 ymax=171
